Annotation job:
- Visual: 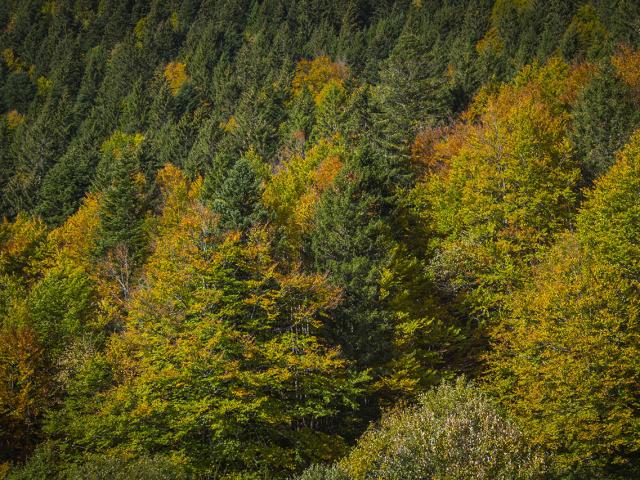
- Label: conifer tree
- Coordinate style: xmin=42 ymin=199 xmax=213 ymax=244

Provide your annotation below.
xmin=210 ymin=153 xmax=267 ymax=233
xmin=571 ymin=61 xmax=640 ymax=183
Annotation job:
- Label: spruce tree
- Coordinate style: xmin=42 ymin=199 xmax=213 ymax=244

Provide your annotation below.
xmin=570 ymin=61 xmax=640 ymax=183
xmin=210 ymin=154 xmax=267 ymax=233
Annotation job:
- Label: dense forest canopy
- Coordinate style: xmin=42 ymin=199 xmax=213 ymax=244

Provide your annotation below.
xmin=1 ymin=0 xmax=640 ymax=478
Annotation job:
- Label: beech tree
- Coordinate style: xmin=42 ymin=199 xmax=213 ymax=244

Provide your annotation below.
xmin=487 ymin=131 xmax=640 ymax=478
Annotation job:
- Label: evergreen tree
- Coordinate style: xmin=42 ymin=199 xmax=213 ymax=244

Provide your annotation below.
xmin=210 ymin=154 xmax=267 ymax=233
xmin=571 ymin=61 xmax=640 ymax=183
xmin=374 ymin=26 xmax=450 ymax=157
xmin=94 ymin=132 xmax=148 ymax=271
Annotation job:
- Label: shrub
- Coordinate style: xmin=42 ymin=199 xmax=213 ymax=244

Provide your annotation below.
xmin=297 ymin=378 xmax=550 ymax=480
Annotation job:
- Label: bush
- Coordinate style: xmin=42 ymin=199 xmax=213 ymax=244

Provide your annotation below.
xmin=295 ymin=464 xmax=350 ymax=480
xmin=297 ymin=378 xmax=551 ymax=480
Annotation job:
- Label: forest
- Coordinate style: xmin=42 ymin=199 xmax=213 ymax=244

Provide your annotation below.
xmin=1 ymin=0 xmax=640 ymax=478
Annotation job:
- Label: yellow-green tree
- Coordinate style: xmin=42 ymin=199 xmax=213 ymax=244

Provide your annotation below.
xmin=64 ymin=165 xmax=365 ymax=478
xmin=414 ymin=59 xmax=580 ymax=328
xmin=486 ymin=131 xmax=640 ymax=477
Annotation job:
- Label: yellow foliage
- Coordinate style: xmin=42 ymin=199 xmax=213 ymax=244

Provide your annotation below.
xmin=170 ymin=12 xmax=179 ymax=31
xmin=134 ymin=16 xmax=148 ymax=41
xmin=36 ymin=75 xmax=53 ymax=96
xmin=263 ymin=138 xmax=344 ymax=246
xmin=41 ymin=1 xmax=59 ymax=15
xmin=0 ymin=214 xmax=47 ymax=277
xmin=476 ymin=26 xmax=503 ymax=55
xmin=154 ymin=164 xmax=203 ymax=235
xmin=219 ymin=115 xmax=238 ymax=133
xmin=2 ymin=48 xmax=24 ymax=72
xmin=313 ymin=77 xmax=345 ymax=106
xmin=414 ymin=58 xmax=579 ymax=324
xmin=101 ymin=131 xmax=144 ymax=160
xmin=46 ymin=194 xmax=101 ymax=270
xmin=292 ymin=56 xmax=349 ymax=103
xmin=511 ymin=57 xmax=574 ymax=112
xmin=6 ymin=110 xmax=24 ymax=129
xmin=164 ymin=61 xmax=189 ymax=95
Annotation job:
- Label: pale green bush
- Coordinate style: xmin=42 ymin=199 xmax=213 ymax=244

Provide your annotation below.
xmin=297 ymin=378 xmax=551 ymax=480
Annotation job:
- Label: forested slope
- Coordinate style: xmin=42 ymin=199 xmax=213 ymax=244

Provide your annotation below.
xmin=1 ymin=0 xmax=640 ymax=478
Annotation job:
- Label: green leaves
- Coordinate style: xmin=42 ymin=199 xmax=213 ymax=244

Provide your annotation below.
xmin=416 ymin=59 xmax=580 ymax=327
xmin=58 ymin=169 xmax=365 ymax=477
xmin=298 ymin=379 xmax=550 ymax=480
xmin=486 ymin=131 xmax=640 ymax=477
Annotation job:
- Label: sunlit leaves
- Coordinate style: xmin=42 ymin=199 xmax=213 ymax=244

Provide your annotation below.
xmin=487 ymin=131 xmax=640 ymax=476
xmin=264 ymin=138 xmax=344 ymax=247
xmin=163 ymin=62 xmax=189 ymax=96
xmin=68 ymin=166 xmax=364 ymax=477
xmin=292 ymin=56 xmax=350 ymax=105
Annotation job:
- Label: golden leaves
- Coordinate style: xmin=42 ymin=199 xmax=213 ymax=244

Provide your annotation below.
xmin=6 ymin=110 xmax=24 ymax=129
xmin=163 ymin=61 xmax=189 ymax=96
xmin=263 ymin=138 xmax=344 ymax=246
xmin=292 ymin=56 xmax=349 ymax=104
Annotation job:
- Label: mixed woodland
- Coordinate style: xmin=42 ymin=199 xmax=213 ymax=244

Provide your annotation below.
xmin=1 ymin=0 xmax=640 ymax=478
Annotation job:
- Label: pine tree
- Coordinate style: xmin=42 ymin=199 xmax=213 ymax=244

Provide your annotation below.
xmin=309 ymin=142 xmax=395 ymax=369
xmin=94 ymin=132 xmax=148 ymax=278
xmin=210 ymin=153 xmax=267 ymax=233
xmin=571 ymin=61 xmax=640 ymax=183
xmin=374 ymin=26 xmax=451 ymax=157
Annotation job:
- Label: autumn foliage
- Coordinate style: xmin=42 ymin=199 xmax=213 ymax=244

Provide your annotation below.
xmin=3 ymin=1 xmax=640 ymax=478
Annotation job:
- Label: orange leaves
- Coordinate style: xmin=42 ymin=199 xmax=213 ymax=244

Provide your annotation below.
xmin=562 ymin=61 xmax=597 ymax=105
xmin=163 ymin=61 xmax=189 ymax=96
xmin=411 ymin=125 xmax=468 ymax=174
xmin=292 ymin=56 xmax=349 ymax=104
xmin=612 ymin=46 xmax=640 ymax=99
xmin=264 ymin=139 xmax=344 ymax=246
xmin=311 ymin=153 xmax=342 ymax=191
